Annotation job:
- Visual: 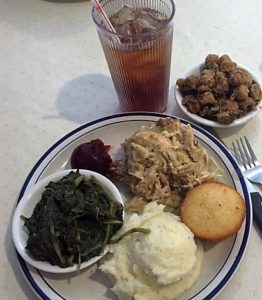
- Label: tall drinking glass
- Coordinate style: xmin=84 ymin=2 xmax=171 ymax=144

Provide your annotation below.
xmin=92 ymin=0 xmax=175 ymax=112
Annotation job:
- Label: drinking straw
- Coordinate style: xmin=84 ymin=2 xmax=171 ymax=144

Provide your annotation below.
xmin=91 ymin=0 xmax=119 ymax=35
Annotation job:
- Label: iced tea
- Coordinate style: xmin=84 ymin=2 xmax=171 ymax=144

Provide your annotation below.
xmin=92 ymin=1 xmax=175 ymax=112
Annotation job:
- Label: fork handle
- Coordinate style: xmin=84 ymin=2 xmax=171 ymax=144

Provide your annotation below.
xmin=251 ymin=192 xmax=262 ymax=233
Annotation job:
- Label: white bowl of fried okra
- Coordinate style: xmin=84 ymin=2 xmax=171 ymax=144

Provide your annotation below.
xmin=175 ymin=54 xmax=262 ymax=128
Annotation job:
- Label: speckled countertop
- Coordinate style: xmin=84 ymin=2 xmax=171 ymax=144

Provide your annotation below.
xmin=1 ymin=0 xmax=262 ymax=299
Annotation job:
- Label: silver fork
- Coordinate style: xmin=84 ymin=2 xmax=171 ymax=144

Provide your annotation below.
xmin=232 ymin=136 xmax=262 ymax=185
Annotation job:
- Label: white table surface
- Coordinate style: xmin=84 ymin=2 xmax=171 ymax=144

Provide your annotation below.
xmin=1 ymin=0 xmax=262 ymax=299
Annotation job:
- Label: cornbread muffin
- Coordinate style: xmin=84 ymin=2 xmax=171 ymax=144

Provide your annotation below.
xmin=181 ymin=182 xmax=246 ymax=241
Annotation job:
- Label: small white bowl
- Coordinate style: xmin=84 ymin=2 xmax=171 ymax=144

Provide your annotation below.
xmin=12 ymin=169 xmax=123 ymax=273
xmin=175 ymin=63 xmax=262 ymax=128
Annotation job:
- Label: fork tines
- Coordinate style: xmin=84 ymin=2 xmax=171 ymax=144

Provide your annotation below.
xmin=232 ymin=136 xmax=258 ymax=171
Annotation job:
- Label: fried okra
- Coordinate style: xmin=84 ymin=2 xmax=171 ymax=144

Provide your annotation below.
xmin=176 ymin=54 xmax=261 ymax=124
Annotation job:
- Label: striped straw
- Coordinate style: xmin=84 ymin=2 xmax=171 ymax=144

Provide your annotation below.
xmin=91 ymin=0 xmax=119 ymax=36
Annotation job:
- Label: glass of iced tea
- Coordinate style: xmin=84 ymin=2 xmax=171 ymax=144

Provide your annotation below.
xmin=92 ymin=0 xmax=175 ymax=112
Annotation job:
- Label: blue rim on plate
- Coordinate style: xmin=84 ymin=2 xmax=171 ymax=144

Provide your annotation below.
xmin=15 ymin=112 xmax=251 ymax=300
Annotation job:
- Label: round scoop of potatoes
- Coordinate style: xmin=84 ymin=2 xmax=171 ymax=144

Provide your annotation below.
xmin=181 ymin=182 xmax=246 ymax=241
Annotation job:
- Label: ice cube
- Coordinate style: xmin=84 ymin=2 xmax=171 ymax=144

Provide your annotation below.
xmin=120 ymin=21 xmax=144 ymax=35
xmin=111 ymin=6 xmax=136 ymax=26
xmin=140 ymin=8 xmax=168 ymax=29
xmin=142 ymin=8 xmax=167 ymax=21
xmin=110 ymin=6 xmax=168 ymax=35
xmin=136 ymin=17 xmax=156 ymax=32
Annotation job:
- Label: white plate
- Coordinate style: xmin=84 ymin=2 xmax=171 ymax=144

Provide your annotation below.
xmin=15 ymin=112 xmax=252 ymax=300
xmin=175 ymin=63 xmax=262 ymax=128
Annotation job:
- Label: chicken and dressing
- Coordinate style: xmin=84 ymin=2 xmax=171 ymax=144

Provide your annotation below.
xmin=111 ymin=118 xmax=218 ymax=213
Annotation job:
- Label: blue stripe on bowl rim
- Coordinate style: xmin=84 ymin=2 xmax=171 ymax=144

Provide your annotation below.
xmin=15 ymin=112 xmax=251 ymax=300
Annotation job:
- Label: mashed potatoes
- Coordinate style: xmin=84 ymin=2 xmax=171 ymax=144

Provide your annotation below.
xmin=100 ymin=202 xmax=203 ymax=300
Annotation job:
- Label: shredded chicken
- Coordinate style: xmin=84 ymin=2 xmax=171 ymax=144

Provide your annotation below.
xmin=110 ymin=118 xmax=218 ymax=213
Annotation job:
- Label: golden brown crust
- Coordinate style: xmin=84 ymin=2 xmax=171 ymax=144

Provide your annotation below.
xmin=180 ymin=182 xmax=246 ymax=241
